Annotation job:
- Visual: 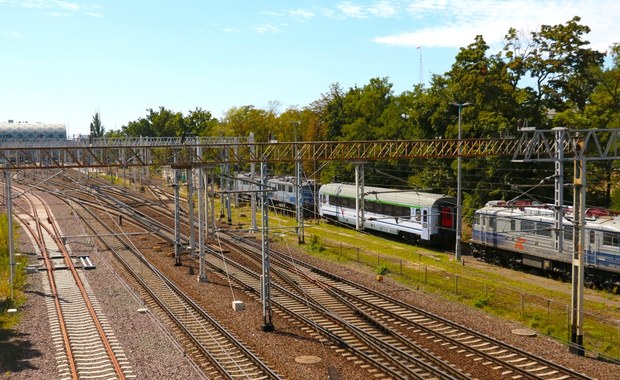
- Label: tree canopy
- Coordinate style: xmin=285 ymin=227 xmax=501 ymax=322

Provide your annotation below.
xmin=114 ymin=17 xmax=619 ymax=213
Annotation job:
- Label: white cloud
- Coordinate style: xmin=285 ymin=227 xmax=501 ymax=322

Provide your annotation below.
xmin=55 ymin=0 xmax=80 ymax=11
xmin=376 ymin=0 xmax=620 ymax=51
xmin=337 ymin=1 xmax=367 ymax=19
xmin=255 ymin=24 xmax=280 ymax=34
xmin=222 ymin=27 xmax=242 ymax=34
xmin=368 ymin=0 xmax=398 ymax=17
xmin=4 ymin=0 xmax=102 ymax=17
xmin=289 ymin=8 xmax=315 ymax=21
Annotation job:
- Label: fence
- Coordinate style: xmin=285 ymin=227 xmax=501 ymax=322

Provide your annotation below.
xmin=315 ymin=237 xmax=620 ymax=361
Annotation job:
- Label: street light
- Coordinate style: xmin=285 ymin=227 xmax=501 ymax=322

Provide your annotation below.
xmin=451 ymin=102 xmax=472 ymax=262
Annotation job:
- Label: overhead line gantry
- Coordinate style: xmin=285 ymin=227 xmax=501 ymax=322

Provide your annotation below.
xmin=2 ymin=128 xmax=620 ymax=169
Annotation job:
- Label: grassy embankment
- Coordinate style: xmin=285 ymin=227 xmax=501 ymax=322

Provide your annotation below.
xmin=0 ymin=214 xmax=27 ymax=327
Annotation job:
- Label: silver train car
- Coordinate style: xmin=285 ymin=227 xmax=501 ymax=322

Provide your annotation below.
xmin=318 ymin=183 xmax=457 ymax=245
xmin=234 ymin=173 xmax=318 ymax=215
xmin=471 ymin=200 xmax=620 ymax=291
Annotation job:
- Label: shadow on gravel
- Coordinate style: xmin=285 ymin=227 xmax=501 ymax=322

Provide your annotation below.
xmin=0 ymin=328 xmax=42 ymax=373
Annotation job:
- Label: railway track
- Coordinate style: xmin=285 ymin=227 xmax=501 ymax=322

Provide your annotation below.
xmin=11 ymin=183 xmax=134 ymax=380
xmin=63 ymin=191 xmax=282 ymax=379
xmin=222 ymin=231 xmax=594 ymax=380
xmin=14 ymin=170 xmax=599 ymax=378
xmin=198 ymin=232 xmax=465 ymax=379
xmin=38 ymin=172 xmax=466 ymax=378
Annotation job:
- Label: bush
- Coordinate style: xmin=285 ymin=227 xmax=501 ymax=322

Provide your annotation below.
xmin=473 ymin=291 xmax=494 ymax=308
xmin=308 ymin=235 xmax=325 ymax=252
xmin=375 ymin=264 xmax=389 ymax=276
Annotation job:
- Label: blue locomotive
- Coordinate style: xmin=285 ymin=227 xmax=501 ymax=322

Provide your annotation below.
xmin=234 ymin=173 xmax=318 ymax=216
xmin=471 ymin=200 xmax=620 ymax=292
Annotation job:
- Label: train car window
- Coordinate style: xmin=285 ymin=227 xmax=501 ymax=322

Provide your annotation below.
xmin=347 ymin=197 xmax=355 ymax=208
xmin=564 ymin=227 xmax=573 ymax=241
xmin=603 ymin=232 xmax=619 ymax=247
xmin=375 ymin=202 xmax=383 ymax=214
xmin=537 ymin=223 xmax=551 ymax=237
xmin=423 ymin=209 xmax=428 ymax=222
xmin=510 ymin=220 xmax=516 ymax=231
xmin=365 ymin=200 xmax=374 ymax=213
xmin=399 ymin=206 xmax=409 ymax=218
xmin=522 ymin=220 xmax=535 ymax=234
xmin=474 ymin=213 xmax=480 ymax=226
xmin=415 ymin=208 xmax=421 ymax=221
xmin=590 ymin=230 xmax=596 ymax=244
xmin=334 ymin=196 xmax=341 ymax=207
xmin=374 ymin=202 xmax=382 ymax=214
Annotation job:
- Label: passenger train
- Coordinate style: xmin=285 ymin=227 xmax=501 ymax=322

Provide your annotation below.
xmin=471 ymin=200 xmax=620 ymax=291
xmin=234 ymin=173 xmax=318 ymax=216
xmin=317 ymin=182 xmax=620 ymax=291
xmin=318 ymin=183 xmax=457 ymax=245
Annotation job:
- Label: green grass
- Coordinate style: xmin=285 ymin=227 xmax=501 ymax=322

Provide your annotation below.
xmin=1 ymin=213 xmax=27 ymax=328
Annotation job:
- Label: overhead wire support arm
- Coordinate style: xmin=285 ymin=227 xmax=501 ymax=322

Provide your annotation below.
xmin=512 ymin=128 xmax=620 ymax=162
xmin=1 ymin=129 xmax=620 ymax=169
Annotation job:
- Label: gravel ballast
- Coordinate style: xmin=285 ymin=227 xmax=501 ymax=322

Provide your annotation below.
xmin=3 ymin=188 xmax=618 ymax=380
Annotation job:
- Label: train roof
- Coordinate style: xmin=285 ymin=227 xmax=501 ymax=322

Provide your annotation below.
xmin=477 ymin=201 xmax=620 ymax=230
xmin=319 ymin=183 xmax=455 ymax=208
xmin=235 ymin=173 xmax=317 ymax=186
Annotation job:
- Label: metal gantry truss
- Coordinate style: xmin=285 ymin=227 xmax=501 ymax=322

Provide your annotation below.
xmin=1 ymin=128 xmax=620 ymax=169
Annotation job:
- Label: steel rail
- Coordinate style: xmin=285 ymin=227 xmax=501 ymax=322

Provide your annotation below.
xmin=12 ymin=203 xmax=79 ymax=380
xmin=39 ymin=196 xmax=127 ymax=380
xmin=226 ymin=231 xmax=593 ymax=380
xmin=14 ymin=188 xmax=128 ymax=379
xmin=69 ymin=195 xmax=282 ymax=380
xmin=204 ymin=238 xmax=464 ymax=380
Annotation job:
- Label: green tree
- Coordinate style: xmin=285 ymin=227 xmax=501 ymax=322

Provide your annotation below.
xmin=90 ymin=111 xmax=105 ymax=138
xmin=220 ymin=105 xmax=274 ymax=141
xmin=123 ymin=107 xmax=184 ymax=137
xmin=339 ymin=77 xmax=393 ymax=141
xmin=184 ymin=107 xmax=219 ymax=137
xmin=314 ymin=83 xmax=346 ymax=141
xmin=503 ymin=16 xmax=605 ymax=126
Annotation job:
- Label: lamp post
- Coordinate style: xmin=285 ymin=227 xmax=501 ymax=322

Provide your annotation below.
xmin=451 ymin=102 xmax=471 ymax=262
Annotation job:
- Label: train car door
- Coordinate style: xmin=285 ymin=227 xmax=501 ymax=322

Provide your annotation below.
xmin=586 ymin=230 xmax=599 ymax=267
xmin=439 ymin=206 xmax=453 ymax=229
xmin=482 ymin=215 xmax=491 ymax=246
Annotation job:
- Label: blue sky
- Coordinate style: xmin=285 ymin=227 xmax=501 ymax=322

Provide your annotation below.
xmin=1 ymin=1 xmax=618 ymax=136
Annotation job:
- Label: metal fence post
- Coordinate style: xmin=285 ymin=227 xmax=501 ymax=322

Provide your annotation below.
xmin=455 ymin=274 xmax=459 ymax=295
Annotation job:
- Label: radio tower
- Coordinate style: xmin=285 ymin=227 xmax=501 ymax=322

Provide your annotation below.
xmin=417 ymin=46 xmax=423 ymax=86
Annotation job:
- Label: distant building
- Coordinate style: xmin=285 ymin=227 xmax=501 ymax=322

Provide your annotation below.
xmin=0 ymin=120 xmax=67 ymax=140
